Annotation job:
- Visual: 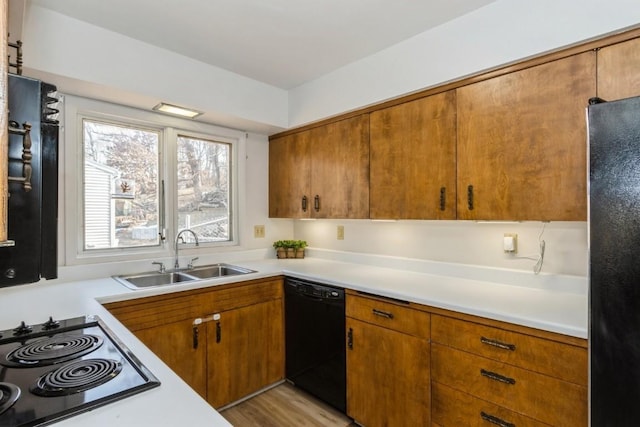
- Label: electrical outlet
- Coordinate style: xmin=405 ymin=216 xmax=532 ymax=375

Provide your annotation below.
xmin=503 ymin=233 xmax=517 ymax=253
xmin=337 ymin=225 xmax=344 ymax=240
xmin=254 ymin=225 xmax=265 ymax=238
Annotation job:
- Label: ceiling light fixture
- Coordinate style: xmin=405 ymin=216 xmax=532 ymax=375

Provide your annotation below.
xmin=152 ymin=102 xmax=202 ymax=119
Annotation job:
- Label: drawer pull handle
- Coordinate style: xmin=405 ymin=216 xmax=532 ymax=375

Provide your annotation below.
xmin=372 ymin=309 xmax=394 ymax=319
xmin=348 ymin=328 xmax=353 ymax=350
xmin=480 ymin=369 xmax=516 ymax=385
xmin=480 ymin=336 xmax=516 ymax=351
xmin=480 ymin=411 xmax=515 ymax=427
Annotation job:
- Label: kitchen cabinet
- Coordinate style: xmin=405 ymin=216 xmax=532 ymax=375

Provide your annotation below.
xmin=345 ymin=292 xmax=430 ymax=426
xmin=597 ymin=36 xmax=640 ymax=101
xmin=456 ymin=51 xmax=596 ymax=220
xmin=103 ymin=277 xmax=284 ymax=408
xmin=431 ymin=313 xmax=587 ymax=426
xmin=269 ymin=114 xmax=370 ymax=219
xmin=370 ymin=91 xmax=457 ymax=219
xmin=206 ymin=298 xmax=283 ymax=408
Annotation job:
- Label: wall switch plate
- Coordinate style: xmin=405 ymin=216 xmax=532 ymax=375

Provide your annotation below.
xmin=337 ymin=225 xmax=345 ymax=240
xmin=503 ymin=233 xmax=517 ymax=253
xmin=254 ymin=225 xmax=265 ymax=238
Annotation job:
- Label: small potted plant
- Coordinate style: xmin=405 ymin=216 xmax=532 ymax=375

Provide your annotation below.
xmin=273 ymin=240 xmax=288 ymax=259
xmin=273 ymin=240 xmax=308 ymax=259
xmin=294 ymin=240 xmax=307 ymax=258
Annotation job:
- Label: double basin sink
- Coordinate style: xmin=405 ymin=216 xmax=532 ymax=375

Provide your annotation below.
xmin=113 ymin=263 xmax=255 ymax=290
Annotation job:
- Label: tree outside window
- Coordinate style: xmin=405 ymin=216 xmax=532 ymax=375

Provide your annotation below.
xmin=177 ymin=135 xmax=231 ymax=243
xmin=83 ymin=119 xmax=160 ymax=249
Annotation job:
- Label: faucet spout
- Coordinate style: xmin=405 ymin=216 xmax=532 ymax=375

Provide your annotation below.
xmin=174 ymin=229 xmax=199 ymax=269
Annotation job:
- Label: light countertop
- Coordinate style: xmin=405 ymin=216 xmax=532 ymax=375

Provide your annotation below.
xmin=0 ymin=253 xmax=588 ymax=426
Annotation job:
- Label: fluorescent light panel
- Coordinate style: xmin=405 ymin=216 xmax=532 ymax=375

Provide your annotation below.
xmin=153 ymin=102 xmax=202 ymax=118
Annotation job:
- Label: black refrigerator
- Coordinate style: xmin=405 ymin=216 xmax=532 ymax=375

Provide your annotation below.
xmin=589 ymin=95 xmax=640 ymax=426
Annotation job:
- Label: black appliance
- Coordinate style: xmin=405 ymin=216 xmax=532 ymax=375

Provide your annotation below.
xmin=588 ymin=95 xmax=640 ymax=425
xmin=0 ymin=315 xmax=160 ymax=426
xmin=284 ymin=278 xmax=346 ymax=413
xmin=1 ymin=74 xmax=59 ymax=286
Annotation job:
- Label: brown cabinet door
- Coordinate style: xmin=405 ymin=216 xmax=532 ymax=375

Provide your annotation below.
xmin=310 ymin=115 xmax=370 ymax=218
xmin=206 ymin=299 xmax=284 ymax=408
xmin=598 ymin=37 xmax=640 ymax=101
xmin=135 ymin=319 xmax=207 ymax=398
xmin=457 ymin=52 xmax=596 ymax=220
xmin=370 ymin=91 xmax=457 ymax=219
xmin=346 ymin=317 xmax=429 ymax=427
xmin=269 ymin=132 xmax=312 ymax=218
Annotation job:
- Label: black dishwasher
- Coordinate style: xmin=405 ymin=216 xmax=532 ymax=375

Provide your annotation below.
xmin=285 ymin=277 xmax=346 ymax=413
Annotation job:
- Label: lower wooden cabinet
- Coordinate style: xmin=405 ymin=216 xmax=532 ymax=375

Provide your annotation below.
xmin=346 ymin=292 xmax=430 ymax=426
xmin=206 ymin=298 xmax=284 ymax=407
xmin=135 ymin=318 xmax=208 ymax=398
xmin=431 ymin=313 xmax=587 ymax=427
xmin=103 ymin=277 xmax=285 ymax=409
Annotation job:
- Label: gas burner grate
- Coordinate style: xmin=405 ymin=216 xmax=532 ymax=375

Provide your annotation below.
xmin=4 ymin=334 xmax=103 ymax=367
xmin=0 ymin=382 xmax=21 ymax=416
xmin=31 ymin=358 xmax=122 ymax=397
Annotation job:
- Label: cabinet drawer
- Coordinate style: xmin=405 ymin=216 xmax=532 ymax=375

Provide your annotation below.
xmin=200 ymin=278 xmax=283 ymax=314
xmin=432 ymin=344 xmax=587 ymax=426
xmin=346 ymin=293 xmax=429 ymax=339
xmin=431 ymin=314 xmax=587 ymax=386
xmin=432 ymin=382 xmax=549 ymax=427
xmin=104 ymin=293 xmax=199 ymax=331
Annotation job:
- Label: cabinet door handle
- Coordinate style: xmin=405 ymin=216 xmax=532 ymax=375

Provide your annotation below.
xmin=480 ymin=411 xmax=516 ymax=427
xmin=216 ymin=321 xmax=221 ymax=343
xmin=192 ymin=325 xmax=199 ymax=349
xmin=372 ymin=309 xmax=394 ymax=319
xmin=480 ymin=336 xmax=516 ymax=351
xmin=347 ymin=327 xmax=353 ymax=350
xmin=314 ymin=195 xmax=320 ymax=212
xmin=302 ymin=196 xmax=308 ymax=212
xmin=480 ymin=369 xmax=516 ymax=385
xmin=439 ymin=187 xmax=446 ymax=211
xmin=467 ymin=185 xmax=474 ymax=210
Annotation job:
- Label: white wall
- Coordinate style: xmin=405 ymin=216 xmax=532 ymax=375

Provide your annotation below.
xmin=295 ymin=220 xmax=586 ymax=277
xmin=289 ymin=0 xmax=640 ymax=126
xmin=19 ymin=4 xmax=289 ymax=134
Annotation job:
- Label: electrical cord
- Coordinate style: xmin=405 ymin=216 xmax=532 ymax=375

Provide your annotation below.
xmin=513 ymin=223 xmax=547 ymax=274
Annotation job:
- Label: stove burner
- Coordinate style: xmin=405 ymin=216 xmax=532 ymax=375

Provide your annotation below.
xmin=31 ymin=358 xmax=122 ymax=397
xmin=5 ymin=334 xmax=103 ymax=367
xmin=0 ymin=382 xmax=21 ymax=416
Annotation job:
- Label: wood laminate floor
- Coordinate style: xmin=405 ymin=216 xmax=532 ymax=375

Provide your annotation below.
xmin=221 ymin=382 xmax=356 ymax=427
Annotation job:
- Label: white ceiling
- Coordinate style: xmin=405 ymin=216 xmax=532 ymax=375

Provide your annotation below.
xmin=30 ymin=0 xmax=496 ymax=89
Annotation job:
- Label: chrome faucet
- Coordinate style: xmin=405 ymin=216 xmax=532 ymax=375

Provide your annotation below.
xmin=174 ymin=229 xmax=199 ymax=269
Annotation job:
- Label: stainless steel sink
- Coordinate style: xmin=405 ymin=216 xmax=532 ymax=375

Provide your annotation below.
xmin=186 ymin=263 xmax=255 ymax=279
xmin=113 ymin=271 xmax=197 ymax=289
xmin=113 ymin=263 xmax=255 ymax=290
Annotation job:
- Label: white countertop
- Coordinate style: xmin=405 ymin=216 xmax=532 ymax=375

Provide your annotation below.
xmin=0 ymin=253 xmax=588 ymax=426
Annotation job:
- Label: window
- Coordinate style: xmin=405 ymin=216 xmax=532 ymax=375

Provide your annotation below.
xmin=176 ymin=135 xmax=232 ymax=243
xmin=83 ymin=119 xmax=161 ymax=250
xmin=65 ymin=95 xmax=244 ymax=264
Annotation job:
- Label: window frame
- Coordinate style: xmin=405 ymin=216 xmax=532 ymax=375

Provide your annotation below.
xmin=61 ymin=95 xmax=244 ymax=266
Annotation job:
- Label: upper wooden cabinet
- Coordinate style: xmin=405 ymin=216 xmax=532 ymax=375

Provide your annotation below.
xmin=597 ymin=37 xmax=640 ymax=101
xmin=456 ymin=52 xmax=596 ymax=221
xmin=370 ymin=91 xmax=457 ymax=219
xmin=269 ymin=114 xmax=370 ymax=219
xmin=269 ymin=130 xmax=312 ymax=218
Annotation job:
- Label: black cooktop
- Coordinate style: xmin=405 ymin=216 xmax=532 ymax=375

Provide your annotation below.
xmin=0 ymin=315 xmax=160 ymax=426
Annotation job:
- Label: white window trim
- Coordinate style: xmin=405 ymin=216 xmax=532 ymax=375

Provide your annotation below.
xmin=60 ymin=94 xmax=246 ymax=266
